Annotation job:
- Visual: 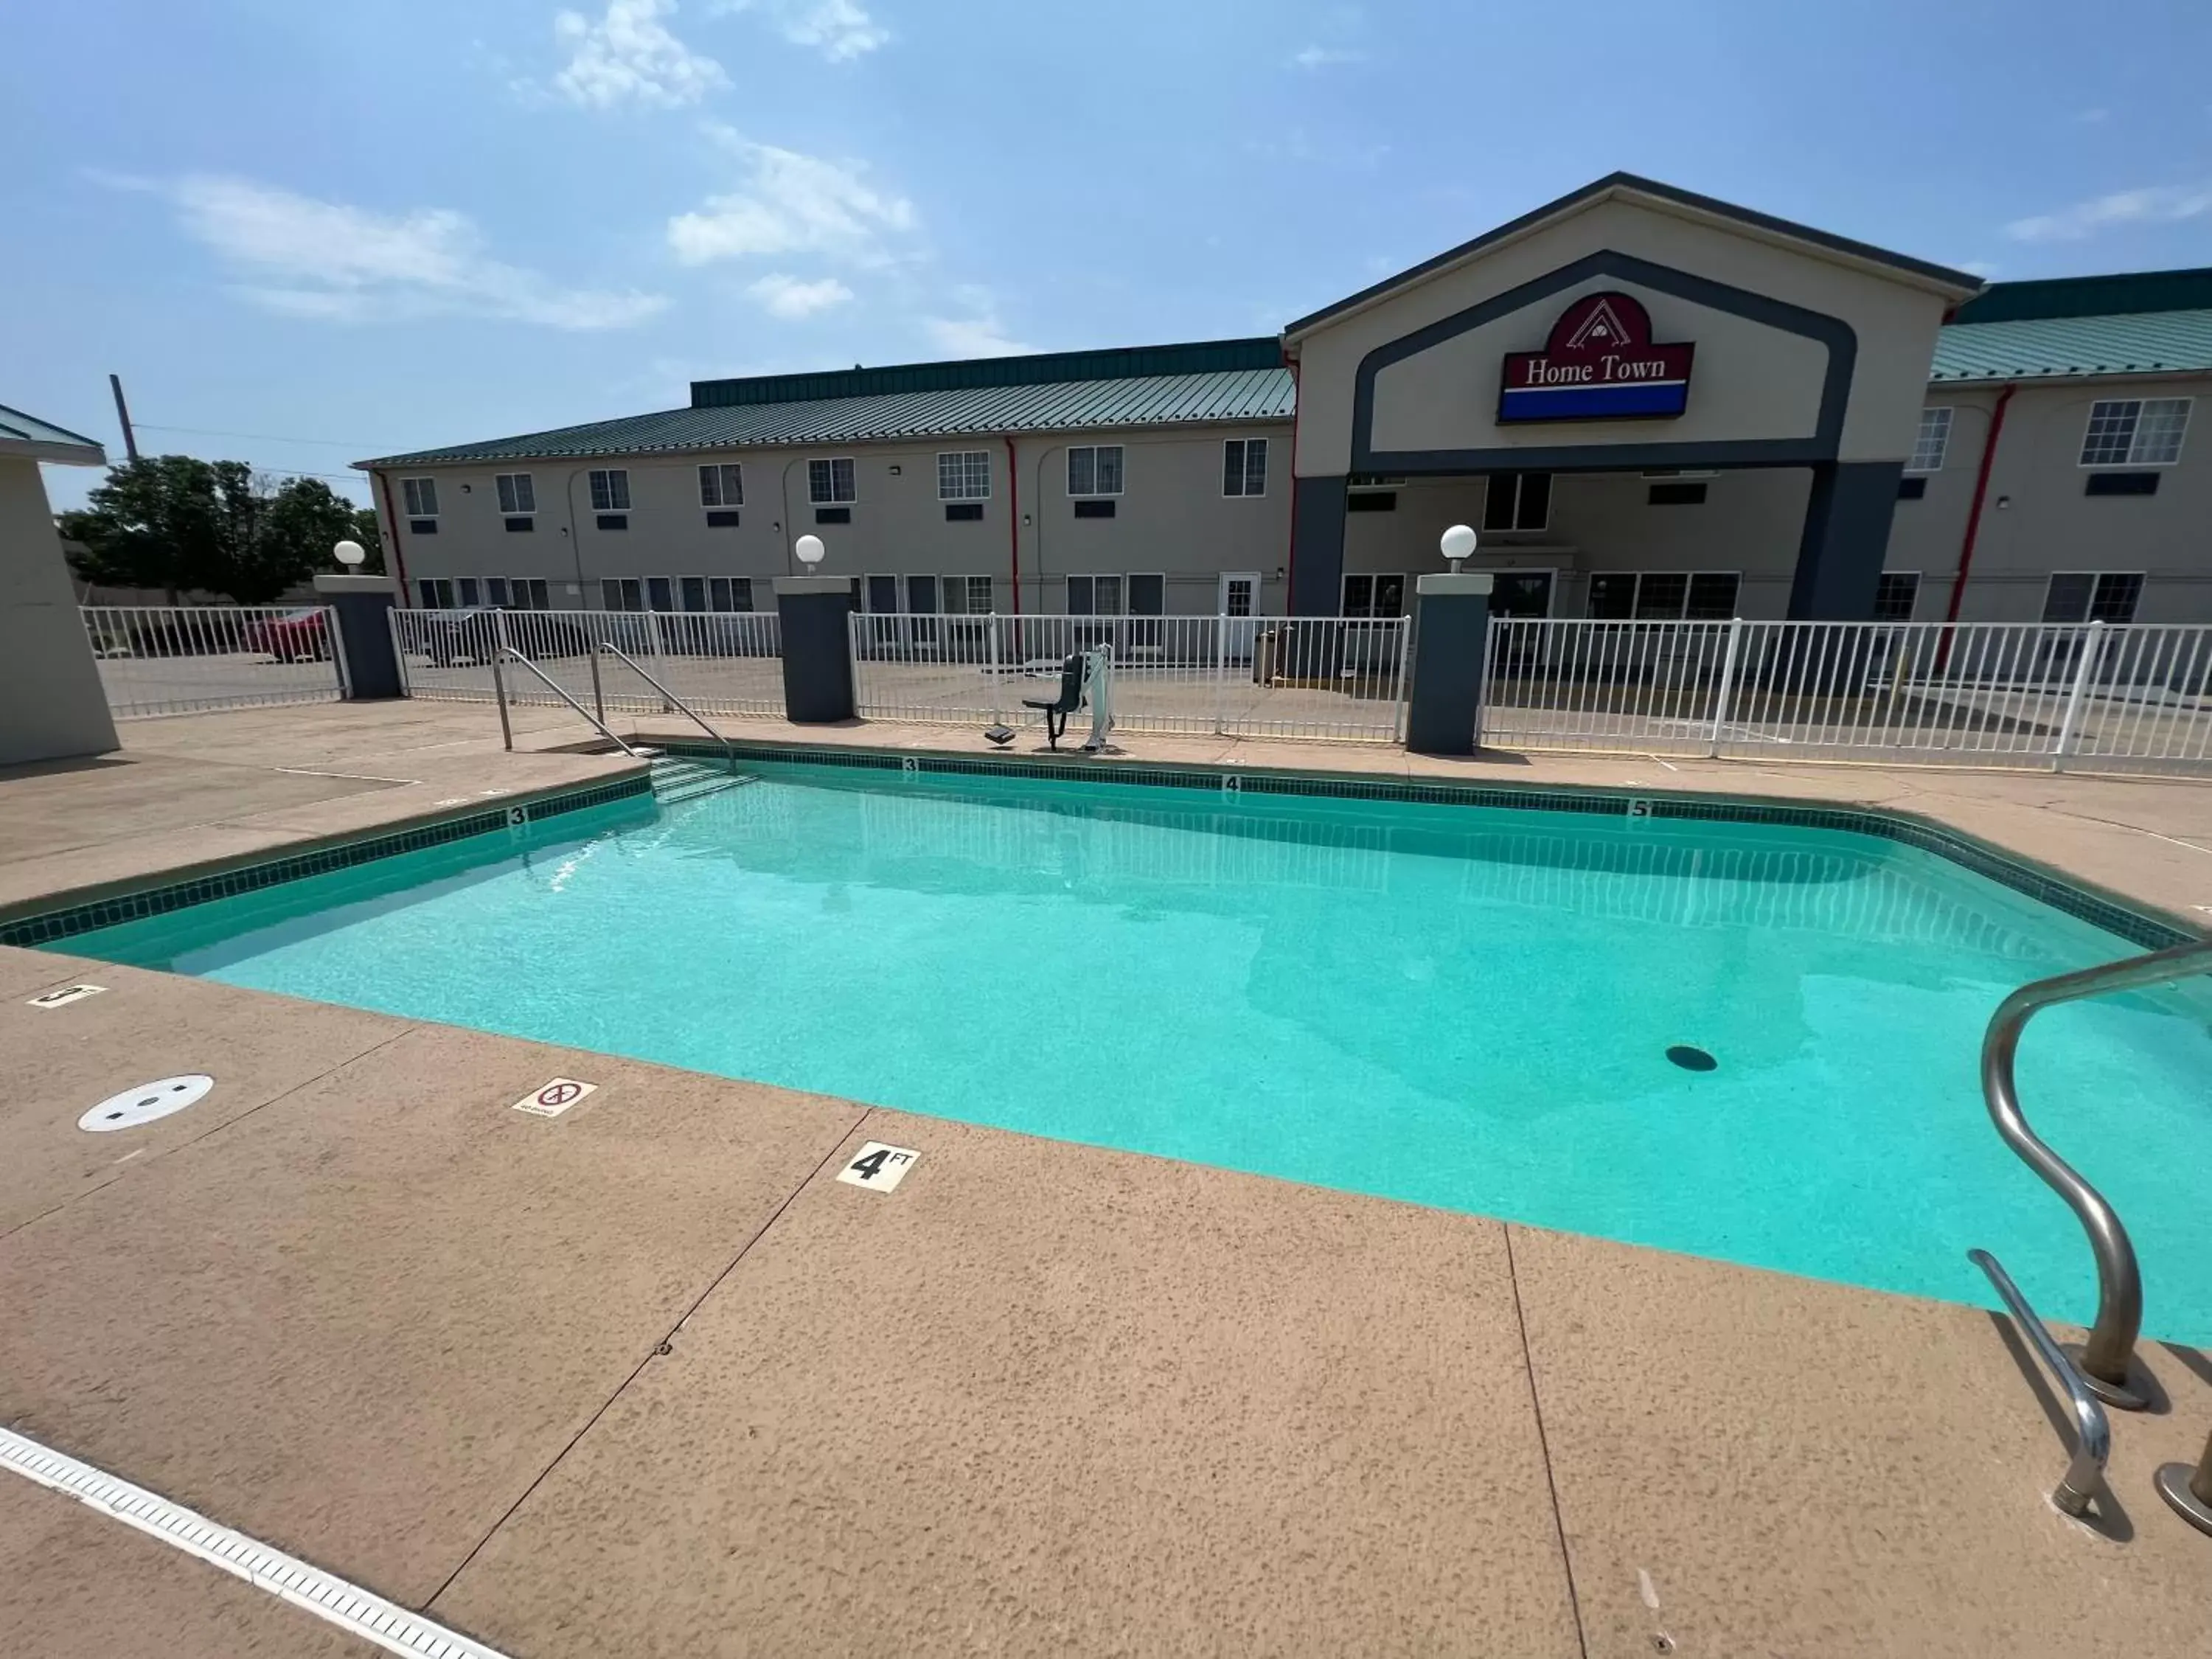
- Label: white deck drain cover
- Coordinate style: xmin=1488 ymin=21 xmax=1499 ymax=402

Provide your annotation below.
xmin=510 ymin=1077 xmax=597 ymax=1118
xmin=79 ymin=1074 xmax=212 ymax=1133
xmin=0 ymin=1425 xmax=515 ymax=1659
xmin=837 ymin=1142 xmax=919 ymax=1192
xmin=28 ymin=983 xmax=107 ymax=1009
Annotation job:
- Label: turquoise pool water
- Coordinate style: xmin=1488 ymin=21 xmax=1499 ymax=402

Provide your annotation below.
xmin=55 ymin=762 xmax=2212 ymax=1342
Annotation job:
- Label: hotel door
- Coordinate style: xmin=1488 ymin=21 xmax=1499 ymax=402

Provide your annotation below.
xmin=1486 ymin=571 xmax=1554 ymax=617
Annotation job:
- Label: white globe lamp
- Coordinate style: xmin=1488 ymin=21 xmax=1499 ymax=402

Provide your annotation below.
xmin=794 ymin=533 xmax=827 ymax=570
xmin=1439 ymin=524 xmax=1478 ymax=574
xmin=333 ymin=539 xmax=367 ymax=568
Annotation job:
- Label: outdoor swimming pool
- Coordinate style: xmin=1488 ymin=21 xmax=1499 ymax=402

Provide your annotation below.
xmin=52 ymin=760 xmax=2212 ymax=1343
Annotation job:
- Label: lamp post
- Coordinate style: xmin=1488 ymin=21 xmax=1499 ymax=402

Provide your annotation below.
xmin=333 ymin=540 xmax=367 ymax=570
xmin=1441 ymin=523 xmax=1477 ymax=574
xmin=794 ymin=533 xmax=827 ymax=571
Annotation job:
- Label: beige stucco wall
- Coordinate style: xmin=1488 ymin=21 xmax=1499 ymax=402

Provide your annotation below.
xmin=0 ymin=455 xmax=119 ymax=762
xmin=1882 ymin=376 xmax=2212 ymax=623
xmin=1291 ymin=193 xmax=1958 ymax=475
xmin=380 ymin=421 xmax=1295 ymax=618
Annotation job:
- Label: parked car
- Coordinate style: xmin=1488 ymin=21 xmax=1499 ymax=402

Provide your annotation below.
xmin=244 ymin=608 xmax=330 ymax=662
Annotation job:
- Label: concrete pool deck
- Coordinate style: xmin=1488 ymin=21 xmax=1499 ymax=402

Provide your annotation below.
xmin=3 ymin=699 xmax=2211 ymax=1655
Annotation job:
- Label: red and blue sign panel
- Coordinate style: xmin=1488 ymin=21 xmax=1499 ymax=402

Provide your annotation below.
xmin=1498 ymin=291 xmax=1694 ymax=423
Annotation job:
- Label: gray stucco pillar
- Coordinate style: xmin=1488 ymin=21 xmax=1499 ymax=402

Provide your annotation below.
xmin=1405 ymin=572 xmax=1492 ymax=756
xmin=313 ymin=574 xmax=403 ymax=698
xmin=774 ymin=576 xmax=857 ymax=722
xmin=1787 ymin=461 xmax=1904 ymax=619
xmin=1289 ymin=475 xmax=1349 ymax=616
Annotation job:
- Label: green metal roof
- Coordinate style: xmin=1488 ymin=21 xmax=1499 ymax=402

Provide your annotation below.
xmin=1930 ymin=309 xmax=2212 ymax=383
xmin=0 ymin=401 xmax=105 ymax=463
xmin=692 ymin=338 xmax=1281 ymax=407
xmin=361 ymin=361 xmax=1293 ymax=468
xmin=1950 ymin=267 xmax=2212 ymax=325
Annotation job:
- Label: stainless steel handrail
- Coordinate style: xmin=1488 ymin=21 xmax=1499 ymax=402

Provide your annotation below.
xmin=1969 ymin=1249 xmax=2110 ymax=1519
xmin=1983 ymin=936 xmax=2212 ymax=1408
xmin=597 ymin=641 xmax=736 ymax=765
xmin=495 ymin=648 xmax=645 ymax=757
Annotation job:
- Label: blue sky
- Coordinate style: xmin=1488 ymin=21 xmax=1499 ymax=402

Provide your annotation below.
xmin=7 ymin=0 xmax=2210 ymax=510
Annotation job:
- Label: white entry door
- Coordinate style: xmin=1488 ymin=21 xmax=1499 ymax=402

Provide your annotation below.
xmin=1218 ymin=570 xmax=1261 ymax=664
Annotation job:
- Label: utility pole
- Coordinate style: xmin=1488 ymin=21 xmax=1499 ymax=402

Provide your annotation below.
xmin=108 ymin=373 xmax=139 ymax=462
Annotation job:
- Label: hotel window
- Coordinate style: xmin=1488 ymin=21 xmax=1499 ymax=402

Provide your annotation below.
xmin=1341 ymin=574 xmax=1406 ymax=619
xmin=600 ymin=577 xmax=644 ymax=612
xmin=809 ymin=457 xmax=857 ymax=503
xmin=2080 ymin=398 xmax=2191 ymax=467
xmin=943 ymin=575 xmax=995 ymax=613
xmin=401 ymin=477 xmax=439 ymax=518
xmin=1222 ymin=438 xmax=1267 ymax=497
xmin=1068 ymin=445 xmax=1125 ymax=497
xmin=588 ymin=469 xmax=630 ymax=511
xmin=708 ymin=577 xmax=754 ymax=612
xmin=457 ymin=577 xmax=480 ymax=608
xmin=937 ymin=450 xmax=991 ymax=501
xmin=1907 ymin=408 xmax=1952 ymax=473
xmin=1482 ymin=471 xmax=1551 ymax=532
xmin=1586 ymin=571 xmax=1739 ymax=621
xmin=484 ymin=577 xmax=509 ymax=608
xmin=1872 ymin=572 xmax=1920 ymax=622
xmin=698 ymin=464 xmax=743 ymax=507
xmin=417 ymin=577 xmax=455 ymax=608
xmin=509 ymin=577 xmax=550 ymax=608
xmin=1067 ymin=574 xmax=1124 ymax=614
xmin=2043 ymin=571 xmax=2144 ymax=624
xmin=495 ymin=473 xmax=536 ymax=514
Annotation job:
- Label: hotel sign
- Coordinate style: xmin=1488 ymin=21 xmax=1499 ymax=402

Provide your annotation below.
xmin=1498 ymin=291 xmax=1694 ymax=423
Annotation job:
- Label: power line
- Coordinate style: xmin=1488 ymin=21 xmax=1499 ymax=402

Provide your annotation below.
xmin=136 ymin=422 xmax=398 ymax=450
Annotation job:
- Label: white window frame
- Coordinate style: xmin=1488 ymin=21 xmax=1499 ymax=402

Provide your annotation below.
xmin=708 ymin=576 xmax=754 ymax=613
xmin=1066 ymin=445 xmax=1126 ymax=498
xmin=588 ymin=469 xmax=631 ymax=512
xmin=1067 ymin=574 xmax=1127 ymax=615
xmin=810 ymin=456 xmax=858 ymax=504
xmin=401 ymin=477 xmax=439 ymax=518
xmin=494 ymin=473 xmax=536 ymax=515
xmin=1871 ymin=571 xmax=1921 ymax=622
xmin=418 ymin=577 xmax=456 ymax=608
xmin=1906 ymin=409 xmax=1952 ymax=475
xmin=2042 ymin=571 xmax=2146 ymax=624
xmin=698 ymin=463 xmax=743 ymax=508
xmin=601 ymin=577 xmax=643 ymax=612
xmin=936 ymin=451 xmax=991 ymax=502
xmin=1347 ymin=473 xmax=1407 ymax=491
xmin=1483 ymin=472 xmax=1552 ymax=533
xmin=2079 ymin=398 xmax=2191 ymax=467
xmin=941 ymin=574 xmax=994 ymax=614
xmin=1222 ymin=437 xmax=1268 ymax=498
xmin=1585 ymin=571 xmax=1742 ymax=621
xmin=509 ymin=577 xmax=550 ymax=609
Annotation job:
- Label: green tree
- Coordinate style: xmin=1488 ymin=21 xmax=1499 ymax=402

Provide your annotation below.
xmin=60 ymin=456 xmax=370 ymax=603
xmin=347 ymin=502 xmax=386 ymax=574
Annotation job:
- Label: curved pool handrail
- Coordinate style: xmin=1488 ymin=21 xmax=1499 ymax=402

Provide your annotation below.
xmin=495 ymin=648 xmax=645 ymax=758
xmin=1968 ymin=1248 xmax=2110 ymax=1518
xmin=1981 ymin=936 xmax=2212 ymax=1406
xmin=596 ymin=641 xmax=735 ymax=765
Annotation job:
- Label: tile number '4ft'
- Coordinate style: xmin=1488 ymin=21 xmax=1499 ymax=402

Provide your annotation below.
xmin=837 ymin=1141 xmax=919 ymax=1193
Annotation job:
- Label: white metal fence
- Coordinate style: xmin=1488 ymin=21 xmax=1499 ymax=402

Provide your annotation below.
xmin=390 ymin=608 xmax=785 ymax=720
xmin=849 ymin=613 xmax=1411 ymax=742
xmin=1484 ymin=617 xmax=2212 ymax=773
xmin=80 ymin=605 xmax=347 ymax=719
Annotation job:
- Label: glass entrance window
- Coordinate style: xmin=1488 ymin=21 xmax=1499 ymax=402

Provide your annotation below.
xmin=2043 ymin=571 xmax=2143 ymax=623
xmin=866 ymin=574 xmax=900 ymax=613
xmin=679 ymin=576 xmax=708 ymax=612
xmin=1487 ymin=571 xmax=1554 ymax=618
xmin=1341 ymin=574 xmax=1405 ymax=618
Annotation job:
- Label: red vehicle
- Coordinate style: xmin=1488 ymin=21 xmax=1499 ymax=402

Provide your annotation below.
xmin=245 ymin=608 xmax=331 ymax=662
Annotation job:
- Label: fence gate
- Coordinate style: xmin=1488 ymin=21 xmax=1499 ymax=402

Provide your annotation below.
xmin=80 ymin=605 xmax=347 ymax=719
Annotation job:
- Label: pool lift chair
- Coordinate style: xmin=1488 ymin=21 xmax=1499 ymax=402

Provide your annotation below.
xmin=1017 ymin=645 xmax=1115 ymax=752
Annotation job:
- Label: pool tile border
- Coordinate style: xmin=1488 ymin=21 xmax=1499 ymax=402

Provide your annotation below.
xmin=0 ymin=773 xmax=652 ymax=949
xmin=0 ymin=743 xmax=2188 ymax=955
xmin=679 ymin=740 xmax=2194 ymax=952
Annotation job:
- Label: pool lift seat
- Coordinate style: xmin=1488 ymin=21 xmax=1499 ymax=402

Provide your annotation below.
xmin=1020 ymin=647 xmax=1114 ymax=752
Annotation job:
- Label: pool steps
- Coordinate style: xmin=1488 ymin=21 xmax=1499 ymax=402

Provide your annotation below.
xmin=649 ymin=754 xmax=754 ymax=805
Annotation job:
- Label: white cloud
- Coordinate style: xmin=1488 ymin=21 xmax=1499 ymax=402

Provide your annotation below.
xmin=715 ymin=0 xmax=887 ymax=61
xmin=155 ymin=175 xmax=664 ymax=329
xmin=924 ymin=305 xmax=1029 ymax=359
xmin=552 ymin=0 xmax=727 ymax=108
xmin=1290 ymin=44 xmax=1363 ymax=68
xmin=747 ymin=272 xmax=855 ymax=317
xmin=2006 ymin=183 xmax=2212 ymax=242
xmin=669 ymin=131 xmax=916 ymax=265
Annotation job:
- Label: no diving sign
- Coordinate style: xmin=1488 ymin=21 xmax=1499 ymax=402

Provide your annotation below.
xmin=510 ymin=1077 xmax=597 ymax=1118
xmin=836 ymin=1141 xmax=919 ymax=1193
